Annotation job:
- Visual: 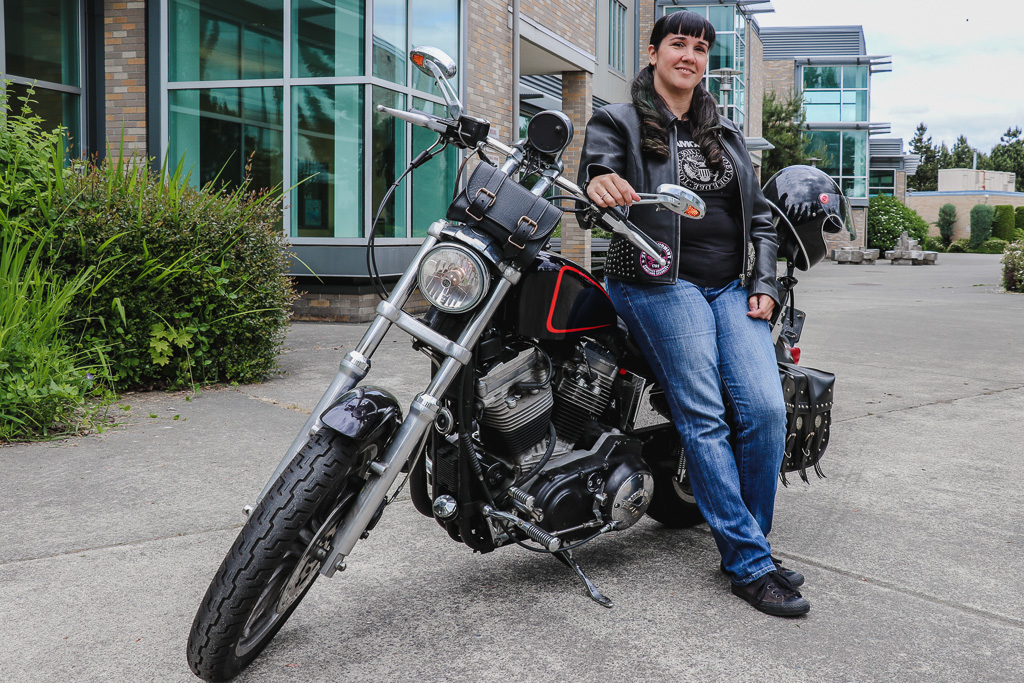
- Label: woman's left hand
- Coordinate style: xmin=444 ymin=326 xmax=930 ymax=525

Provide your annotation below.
xmin=747 ymin=294 xmax=775 ymax=320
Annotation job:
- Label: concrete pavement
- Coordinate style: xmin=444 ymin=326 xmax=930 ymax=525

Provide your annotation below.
xmin=1 ymin=253 xmax=1022 ymax=682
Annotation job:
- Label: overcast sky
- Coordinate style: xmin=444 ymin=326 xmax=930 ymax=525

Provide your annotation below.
xmin=755 ymin=0 xmax=1024 ymax=154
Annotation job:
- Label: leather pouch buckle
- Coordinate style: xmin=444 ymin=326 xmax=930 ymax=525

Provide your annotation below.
xmin=466 ymin=187 xmax=497 ymax=222
xmin=508 ymin=216 xmax=539 ymax=249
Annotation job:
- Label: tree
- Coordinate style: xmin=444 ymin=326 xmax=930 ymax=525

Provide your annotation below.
xmin=949 ymin=135 xmax=991 ymax=170
xmin=969 ymin=204 xmax=995 ymax=250
xmin=908 ymin=123 xmax=938 ymax=191
xmin=936 ymin=203 xmax=957 ymax=246
xmin=760 ymin=91 xmax=808 ymax=181
xmin=990 ymin=127 xmax=1024 ymax=192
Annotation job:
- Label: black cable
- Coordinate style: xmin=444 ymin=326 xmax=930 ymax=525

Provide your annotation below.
xmin=366 ymin=139 xmax=447 ymax=301
xmin=512 ymin=423 xmax=557 ymax=489
xmin=514 ymin=343 xmax=553 ymax=392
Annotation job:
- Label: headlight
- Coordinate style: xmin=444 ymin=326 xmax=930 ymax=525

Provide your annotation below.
xmin=417 ymin=244 xmax=489 ymax=313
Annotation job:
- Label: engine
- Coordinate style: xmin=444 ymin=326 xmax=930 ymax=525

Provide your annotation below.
xmin=473 ymin=341 xmax=653 ymax=543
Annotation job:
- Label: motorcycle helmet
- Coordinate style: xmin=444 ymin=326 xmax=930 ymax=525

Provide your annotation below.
xmin=762 ymin=165 xmax=855 ymax=271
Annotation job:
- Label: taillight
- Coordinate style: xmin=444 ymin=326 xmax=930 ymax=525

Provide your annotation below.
xmin=791 ymin=347 xmax=801 ymax=364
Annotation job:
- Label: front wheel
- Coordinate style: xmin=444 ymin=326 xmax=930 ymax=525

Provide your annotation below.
xmin=186 ymin=430 xmax=376 ymax=681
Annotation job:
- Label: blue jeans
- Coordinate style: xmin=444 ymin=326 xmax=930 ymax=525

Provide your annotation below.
xmin=607 ymin=277 xmax=787 ymax=585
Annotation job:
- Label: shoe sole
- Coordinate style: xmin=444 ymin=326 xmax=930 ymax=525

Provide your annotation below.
xmin=730 ymin=585 xmax=811 ymax=617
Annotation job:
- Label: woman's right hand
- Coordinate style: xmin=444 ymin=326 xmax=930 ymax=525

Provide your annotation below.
xmin=586 ymin=173 xmax=641 ymax=208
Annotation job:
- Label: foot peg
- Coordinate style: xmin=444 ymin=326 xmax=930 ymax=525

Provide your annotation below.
xmin=555 ymin=549 xmax=613 ymax=608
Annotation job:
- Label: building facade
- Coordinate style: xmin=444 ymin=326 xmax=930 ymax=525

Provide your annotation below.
xmin=4 ymin=1 xmax=899 ymax=321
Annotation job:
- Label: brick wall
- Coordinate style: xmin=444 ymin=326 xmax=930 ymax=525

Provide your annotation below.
xmin=522 ymin=0 xmax=596 ymax=54
xmin=292 ymin=288 xmax=430 ymax=323
xmin=104 ymin=1 xmax=147 ymax=155
xmin=905 ymin=193 xmax=1024 ymax=241
xmin=560 ymin=70 xmax=593 ymax=267
xmin=466 ymin=0 xmax=514 ymax=141
xmin=763 ymin=59 xmax=795 ymax=98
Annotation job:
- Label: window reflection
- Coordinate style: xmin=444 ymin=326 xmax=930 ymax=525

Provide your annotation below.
xmin=169 ymin=0 xmax=284 ymax=81
xmin=293 ymin=84 xmax=363 ymax=238
xmin=411 ymin=98 xmax=458 ymax=238
xmin=168 ymin=87 xmax=283 ymax=198
xmin=293 ymin=0 xmax=363 ymax=78
xmin=373 ymin=0 xmax=406 ymax=84
xmin=4 ymin=0 xmax=80 ymax=86
xmin=372 ymin=87 xmax=406 ymax=238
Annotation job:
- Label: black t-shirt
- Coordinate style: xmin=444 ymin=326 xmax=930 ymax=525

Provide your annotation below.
xmin=674 ymin=120 xmax=743 ymax=288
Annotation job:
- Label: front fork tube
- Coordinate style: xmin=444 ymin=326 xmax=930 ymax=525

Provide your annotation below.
xmin=320 ymin=271 xmax=519 ymax=577
xmin=255 ymin=234 xmax=440 ymax=505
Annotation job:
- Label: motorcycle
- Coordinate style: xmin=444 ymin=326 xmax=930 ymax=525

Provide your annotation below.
xmin=186 ymin=46 xmax=853 ymax=681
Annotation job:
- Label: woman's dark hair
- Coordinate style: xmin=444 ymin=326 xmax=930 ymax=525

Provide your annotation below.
xmin=630 ymin=11 xmax=725 ymax=170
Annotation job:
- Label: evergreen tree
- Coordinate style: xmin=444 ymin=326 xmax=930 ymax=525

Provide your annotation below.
xmin=908 ymin=123 xmax=938 ymax=191
xmin=949 ymin=135 xmax=991 ymax=170
xmin=761 ymin=91 xmax=808 ymax=181
xmin=990 ymin=127 xmax=1024 ymax=192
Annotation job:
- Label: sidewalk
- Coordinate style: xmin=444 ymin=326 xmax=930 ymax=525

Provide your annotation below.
xmin=1 ymin=254 xmax=1022 ymax=682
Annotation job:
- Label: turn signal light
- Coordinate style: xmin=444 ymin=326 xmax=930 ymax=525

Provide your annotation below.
xmin=412 ymin=54 xmax=425 ymax=68
xmin=791 ymin=347 xmax=801 ymax=364
xmin=684 ymin=205 xmax=701 ymax=218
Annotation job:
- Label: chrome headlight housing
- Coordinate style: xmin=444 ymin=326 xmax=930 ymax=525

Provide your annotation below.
xmin=417 ymin=244 xmax=489 ymax=313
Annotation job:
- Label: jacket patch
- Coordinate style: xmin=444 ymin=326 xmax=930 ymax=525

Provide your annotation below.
xmin=640 ymin=241 xmax=673 ymax=277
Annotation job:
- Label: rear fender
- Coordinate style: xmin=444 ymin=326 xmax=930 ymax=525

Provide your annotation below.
xmin=319 ymin=386 xmax=403 ymax=446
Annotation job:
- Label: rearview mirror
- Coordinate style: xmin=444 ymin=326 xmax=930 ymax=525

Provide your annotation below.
xmin=410 ymin=46 xmax=461 ymax=119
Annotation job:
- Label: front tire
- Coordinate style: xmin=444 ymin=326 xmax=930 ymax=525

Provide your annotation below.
xmin=186 ymin=430 xmax=374 ymax=681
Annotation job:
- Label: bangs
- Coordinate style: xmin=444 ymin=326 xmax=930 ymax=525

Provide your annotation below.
xmin=656 ymin=10 xmax=716 ymax=48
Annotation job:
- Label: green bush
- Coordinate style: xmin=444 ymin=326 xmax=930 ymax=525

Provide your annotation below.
xmin=1003 ymin=240 xmax=1024 ymax=292
xmin=993 ymin=205 xmax=1016 ymax=241
xmin=977 ymin=238 xmax=1009 ymax=254
xmin=867 ymin=195 xmax=929 ymax=252
xmin=947 ymin=239 xmax=969 ymax=253
xmin=922 ymin=236 xmax=945 ymax=252
xmin=968 ymin=204 xmax=995 ymax=250
xmin=48 ymin=159 xmax=297 ymax=391
xmin=935 ymin=203 xmax=957 ymax=246
xmin=1015 ymin=205 xmax=1024 ymax=232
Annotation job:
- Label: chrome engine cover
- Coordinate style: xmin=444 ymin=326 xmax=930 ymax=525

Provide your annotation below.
xmin=603 ymin=469 xmax=654 ymax=529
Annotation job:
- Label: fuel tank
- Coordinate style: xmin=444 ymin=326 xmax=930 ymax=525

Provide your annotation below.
xmin=510 ymin=251 xmax=618 ymax=341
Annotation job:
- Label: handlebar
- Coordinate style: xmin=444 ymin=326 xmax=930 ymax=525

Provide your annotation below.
xmin=374 ymin=104 xmax=669 ymax=268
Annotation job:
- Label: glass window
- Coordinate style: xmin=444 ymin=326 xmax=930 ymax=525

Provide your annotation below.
xmin=169 ymin=1 xmax=284 ymax=82
xmin=804 ymin=131 xmax=840 ymax=176
xmin=607 ymin=0 xmax=627 ymax=74
xmin=293 ymin=84 xmax=363 ymax=238
xmin=411 ymin=98 xmax=458 ymax=238
xmin=168 ymin=87 xmax=283 ymax=195
xmin=293 ymin=0 xmax=363 ymax=78
xmin=803 ymin=130 xmax=868 ymax=198
xmin=373 ymin=0 xmax=406 ymax=85
xmin=371 ymin=87 xmax=406 ymax=238
xmin=708 ymin=5 xmax=732 ymax=32
xmin=842 ymin=131 xmax=868 ymax=177
xmin=841 ymin=89 xmax=868 ymax=122
xmin=803 ymin=66 xmax=840 ymax=89
xmin=843 ymin=65 xmax=868 ymax=89
xmin=409 ymin=0 xmax=460 ymax=94
xmin=4 ymin=0 xmax=79 ymax=86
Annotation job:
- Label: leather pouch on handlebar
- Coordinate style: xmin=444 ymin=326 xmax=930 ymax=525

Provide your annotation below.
xmin=447 ymin=162 xmax=561 ymax=267
xmin=778 ymin=362 xmax=834 ymax=484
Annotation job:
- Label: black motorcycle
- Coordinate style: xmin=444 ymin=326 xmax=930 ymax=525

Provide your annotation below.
xmin=186 ymin=46 xmax=852 ymax=681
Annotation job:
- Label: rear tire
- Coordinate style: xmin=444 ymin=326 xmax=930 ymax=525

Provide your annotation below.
xmin=644 ymin=432 xmax=705 ymax=528
xmin=186 ymin=430 xmax=374 ymax=681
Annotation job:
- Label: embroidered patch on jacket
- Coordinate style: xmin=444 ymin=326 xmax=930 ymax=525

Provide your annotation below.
xmin=639 ymin=241 xmax=673 ymax=277
xmin=677 ymin=140 xmax=734 ymax=192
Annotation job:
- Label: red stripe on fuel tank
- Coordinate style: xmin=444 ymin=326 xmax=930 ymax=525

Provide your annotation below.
xmin=545 ymin=265 xmax=613 ymax=335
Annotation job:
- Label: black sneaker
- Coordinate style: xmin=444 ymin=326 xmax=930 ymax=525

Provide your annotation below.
xmin=731 ymin=570 xmax=810 ymax=617
xmin=720 ymin=557 xmax=805 ymax=587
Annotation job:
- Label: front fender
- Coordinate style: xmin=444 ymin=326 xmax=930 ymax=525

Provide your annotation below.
xmin=319 ymin=386 xmax=402 ymax=445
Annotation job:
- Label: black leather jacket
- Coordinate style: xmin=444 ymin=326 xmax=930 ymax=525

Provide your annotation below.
xmin=579 ymin=103 xmax=779 ymax=304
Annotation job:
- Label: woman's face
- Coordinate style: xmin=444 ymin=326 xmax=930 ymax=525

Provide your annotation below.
xmin=648 ymin=32 xmax=710 ymax=101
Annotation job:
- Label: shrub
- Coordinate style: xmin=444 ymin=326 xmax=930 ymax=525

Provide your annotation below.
xmin=48 ymin=159 xmax=297 ymax=391
xmin=947 ymin=239 xmax=969 ymax=253
xmin=992 ymin=205 xmax=1016 ymax=241
xmin=968 ymin=204 xmax=994 ymax=250
xmin=867 ymin=194 xmax=929 ymax=252
xmin=922 ymin=236 xmax=945 ymax=252
xmin=977 ymin=238 xmax=1009 ymax=254
xmin=935 ymin=203 xmax=957 ymax=246
xmin=1015 ymin=205 xmax=1024 ymax=231
xmin=1003 ymin=240 xmax=1024 ymax=292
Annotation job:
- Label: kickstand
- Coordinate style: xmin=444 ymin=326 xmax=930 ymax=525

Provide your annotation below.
xmin=554 ymin=549 xmax=613 ymax=608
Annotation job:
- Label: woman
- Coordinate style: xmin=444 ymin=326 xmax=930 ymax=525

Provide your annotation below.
xmin=579 ymin=11 xmax=808 ymax=617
